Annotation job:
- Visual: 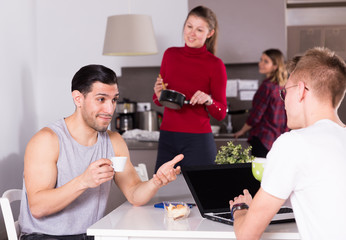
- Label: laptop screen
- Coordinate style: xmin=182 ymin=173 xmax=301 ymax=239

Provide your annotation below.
xmin=182 ymin=163 xmax=260 ymax=215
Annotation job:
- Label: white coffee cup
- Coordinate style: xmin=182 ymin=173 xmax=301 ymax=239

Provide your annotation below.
xmin=110 ymin=156 xmax=127 ymax=172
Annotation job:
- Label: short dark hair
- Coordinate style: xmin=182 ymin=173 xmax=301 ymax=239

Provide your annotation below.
xmin=71 ymin=64 xmax=118 ymax=94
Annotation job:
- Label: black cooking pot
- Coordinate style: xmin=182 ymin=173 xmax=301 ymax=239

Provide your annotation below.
xmin=159 ymin=89 xmax=190 ymax=110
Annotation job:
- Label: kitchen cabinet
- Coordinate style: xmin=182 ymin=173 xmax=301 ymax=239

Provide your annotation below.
xmin=188 ymin=0 xmax=287 ymax=63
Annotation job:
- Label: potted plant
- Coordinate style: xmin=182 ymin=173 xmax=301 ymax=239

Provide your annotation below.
xmin=215 ymin=141 xmax=254 ymax=164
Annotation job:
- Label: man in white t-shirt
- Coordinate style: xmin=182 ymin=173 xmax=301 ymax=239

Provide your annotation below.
xmin=229 ymin=47 xmax=346 ymax=240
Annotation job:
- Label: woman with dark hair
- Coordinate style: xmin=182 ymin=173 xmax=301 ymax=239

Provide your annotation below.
xmin=153 ymin=6 xmax=227 ymax=170
xmin=234 ymin=49 xmax=289 ymax=157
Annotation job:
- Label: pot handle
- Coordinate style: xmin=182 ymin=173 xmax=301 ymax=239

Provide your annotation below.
xmin=228 ymin=109 xmax=249 ymax=115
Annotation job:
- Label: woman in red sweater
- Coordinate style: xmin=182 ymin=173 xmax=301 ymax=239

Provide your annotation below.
xmin=153 ymin=6 xmax=227 ymax=170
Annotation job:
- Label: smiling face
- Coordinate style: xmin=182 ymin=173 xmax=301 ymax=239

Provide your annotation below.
xmin=78 ymin=81 xmax=119 ymax=132
xmin=258 ymin=54 xmax=277 ymax=77
xmin=183 ymin=15 xmax=214 ymax=49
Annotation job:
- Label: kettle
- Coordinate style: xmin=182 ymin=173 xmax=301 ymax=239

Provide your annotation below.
xmin=136 ymin=110 xmax=162 ymax=131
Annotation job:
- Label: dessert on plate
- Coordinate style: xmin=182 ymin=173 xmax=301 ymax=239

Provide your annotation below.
xmin=164 ymin=202 xmax=190 ymax=220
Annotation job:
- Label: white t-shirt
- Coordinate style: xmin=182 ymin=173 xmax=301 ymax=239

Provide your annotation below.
xmin=261 ymin=119 xmax=346 ymax=240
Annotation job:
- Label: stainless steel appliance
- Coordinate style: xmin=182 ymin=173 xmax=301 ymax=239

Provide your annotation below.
xmin=136 ymin=110 xmax=162 ymax=131
xmin=115 ymin=100 xmax=136 ymax=133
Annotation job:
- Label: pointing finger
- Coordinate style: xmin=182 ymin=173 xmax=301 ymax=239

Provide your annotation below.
xmin=168 ymin=154 xmax=184 ymax=166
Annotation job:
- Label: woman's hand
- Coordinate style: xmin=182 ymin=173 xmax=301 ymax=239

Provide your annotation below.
xmin=234 ymin=123 xmax=252 ymax=139
xmin=153 ymin=75 xmax=167 ymax=99
xmin=190 ymin=90 xmax=213 ymax=106
xmin=233 ymin=130 xmax=244 ymax=139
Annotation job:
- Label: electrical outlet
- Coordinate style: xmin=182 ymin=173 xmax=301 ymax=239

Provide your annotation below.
xmin=137 ymin=102 xmax=151 ymax=112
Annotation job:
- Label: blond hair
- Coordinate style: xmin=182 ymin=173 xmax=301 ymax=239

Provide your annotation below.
xmin=263 ymin=49 xmax=288 ymax=86
xmin=289 ymin=47 xmax=346 ymax=108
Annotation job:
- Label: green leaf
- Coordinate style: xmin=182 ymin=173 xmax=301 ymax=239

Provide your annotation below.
xmin=215 ymin=141 xmax=255 ymax=164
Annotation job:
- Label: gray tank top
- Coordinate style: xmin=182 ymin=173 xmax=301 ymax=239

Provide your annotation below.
xmin=19 ymin=118 xmax=114 ymax=235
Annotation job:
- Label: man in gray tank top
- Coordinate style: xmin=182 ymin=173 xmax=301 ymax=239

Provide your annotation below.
xmin=19 ymin=65 xmax=184 ymax=240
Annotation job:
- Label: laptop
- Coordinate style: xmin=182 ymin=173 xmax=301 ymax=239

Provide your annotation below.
xmin=182 ymin=163 xmax=295 ymax=225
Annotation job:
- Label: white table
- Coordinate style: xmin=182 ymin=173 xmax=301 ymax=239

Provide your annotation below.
xmin=87 ymin=176 xmax=300 ymax=240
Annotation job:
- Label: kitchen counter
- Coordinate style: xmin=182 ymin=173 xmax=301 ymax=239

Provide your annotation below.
xmin=125 ymin=136 xmax=248 ymax=150
xmin=125 ymin=139 xmax=158 ymax=150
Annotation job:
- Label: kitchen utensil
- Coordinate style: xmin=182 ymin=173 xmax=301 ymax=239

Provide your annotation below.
xmin=228 ymin=109 xmax=249 ymax=115
xmin=158 ymin=75 xmax=190 ymax=110
xmin=136 ymin=110 xmax=162 ymax=131
xmin=159 ymin=74 xmax=166 ymax=90
xmin=159 ymin=89 xmax=190 ymax=110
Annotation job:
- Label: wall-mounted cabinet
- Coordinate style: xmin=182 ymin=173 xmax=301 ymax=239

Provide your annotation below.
xmin=188 ymin=0 xmax=287 ymax=63
xmin=288 ymin=25 xmax=346 ymax=60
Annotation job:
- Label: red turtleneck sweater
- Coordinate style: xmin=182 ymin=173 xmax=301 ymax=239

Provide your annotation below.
xmin=153 ymin=44 xmax=227 ymax=133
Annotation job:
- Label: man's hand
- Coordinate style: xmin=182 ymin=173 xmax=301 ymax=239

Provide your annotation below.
xmin=229 ymin=189 xmax=253 ymax=209
xmin=79 ymin=158 xmax=114 ymax=189
xmin=152 ymin=154 xmax=184 ymax=186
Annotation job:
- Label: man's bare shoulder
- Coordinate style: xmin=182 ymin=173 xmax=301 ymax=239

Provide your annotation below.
xmin=107 ymin=130 xmax=122 ymax=141
xmin=26 ymin=127 xmax=59 ymax=155
xmin=30 ymin=127 xmax=58 ymax=142
xmin=107 ymin=130 xmax=126 ymax=145
xmin=107 ymin=130 xmax=129 ymax=156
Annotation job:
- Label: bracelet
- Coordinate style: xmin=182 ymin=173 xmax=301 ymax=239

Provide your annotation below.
xmin=206 ymin=98 xmax=213 ymax=106
xmin=231 ymin=203 xmax=249 ymax=220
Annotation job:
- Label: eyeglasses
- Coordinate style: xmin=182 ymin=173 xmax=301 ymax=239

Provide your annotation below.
xmin=279 ymin=85 xmax=309 ymax=101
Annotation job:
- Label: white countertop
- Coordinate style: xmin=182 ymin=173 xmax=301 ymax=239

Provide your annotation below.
xmin=87 ymin=176 xmax=300 ymax=240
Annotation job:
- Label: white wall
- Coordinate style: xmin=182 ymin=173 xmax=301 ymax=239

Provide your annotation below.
xmin=35 ymin=0 xmax=188 ymax=128
xmin=0 ymin=0 xmax=37 ymax=237
xmin=189 ymin=0 xmax=287 ymax=63
xmin=0 ymin=0 xmax=187 ymax=237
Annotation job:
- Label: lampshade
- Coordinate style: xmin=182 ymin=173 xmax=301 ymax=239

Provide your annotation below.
xmin=103 ymin=14 xmax=158 ymax=56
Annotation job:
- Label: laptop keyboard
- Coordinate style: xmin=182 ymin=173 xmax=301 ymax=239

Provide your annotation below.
xmin=278 ymin=207 xmax=293 ymax=214
xmin=216 ymin=213 xmax=232 ymax=219
xmin=216 ymin=207 xmax=293 ymax=220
